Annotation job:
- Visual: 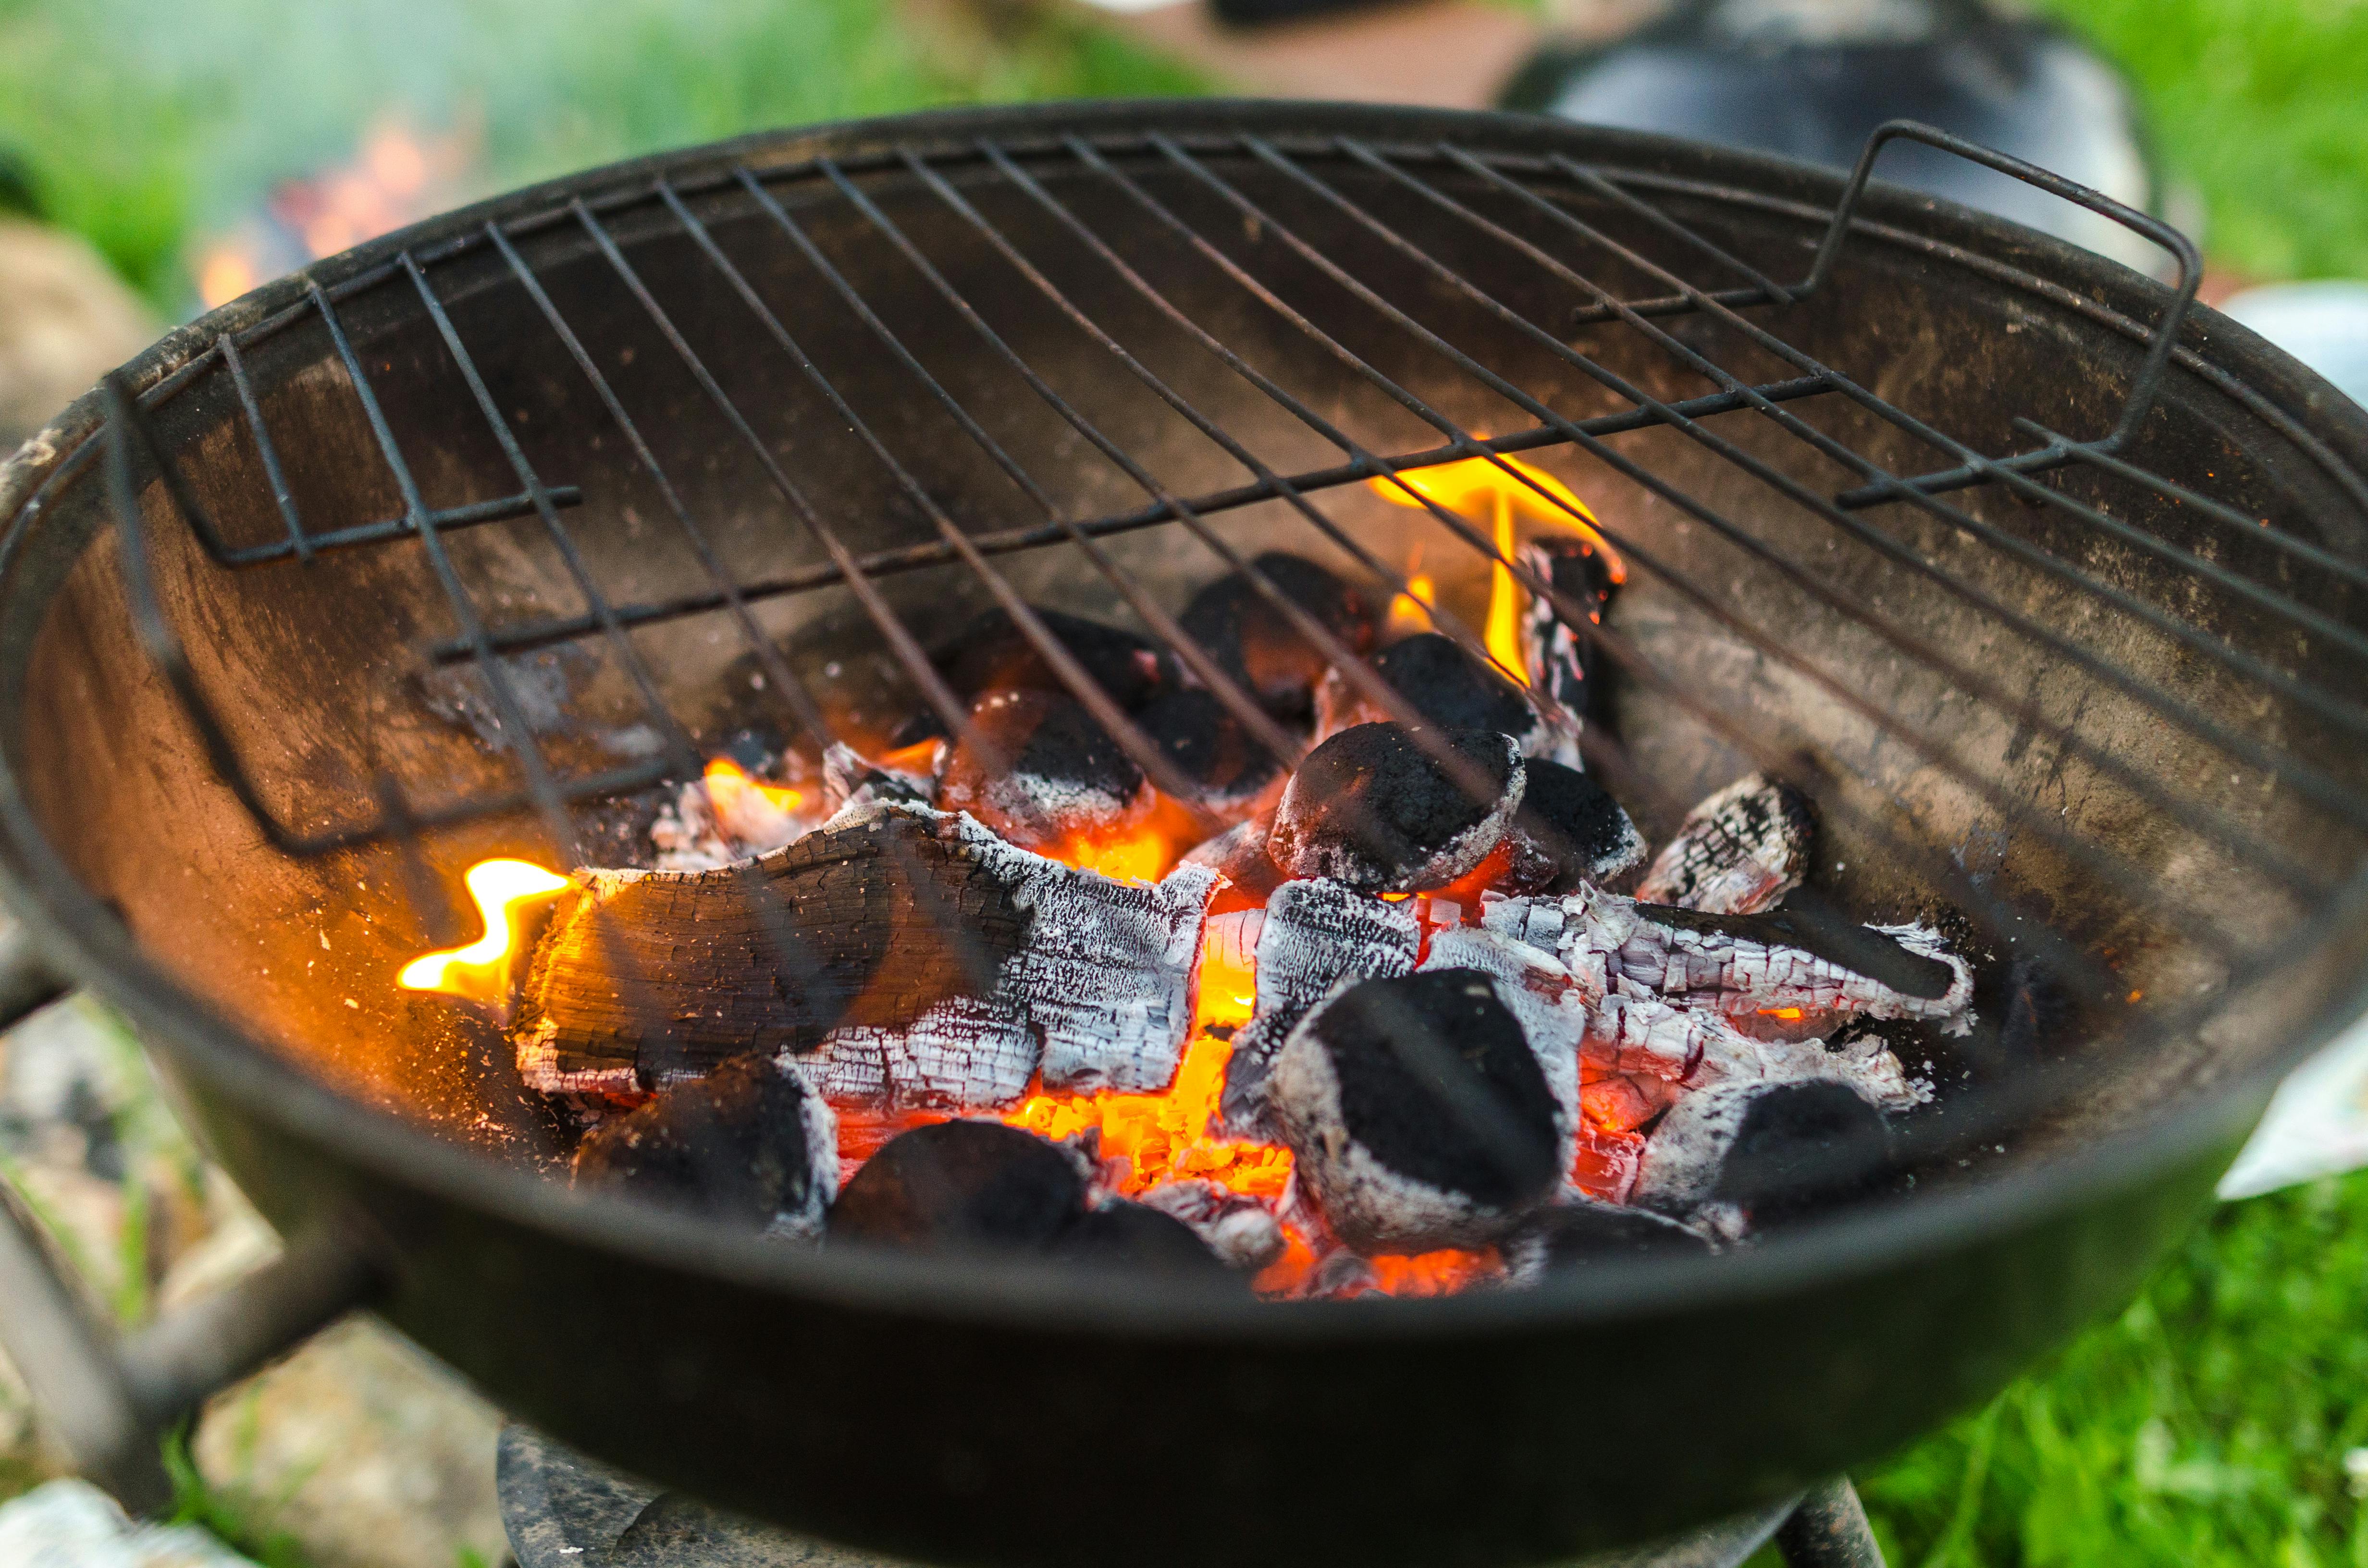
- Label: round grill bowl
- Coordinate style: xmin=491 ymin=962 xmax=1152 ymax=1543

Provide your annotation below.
xmin=2 ymin=101 xmax=2367 ymax=1566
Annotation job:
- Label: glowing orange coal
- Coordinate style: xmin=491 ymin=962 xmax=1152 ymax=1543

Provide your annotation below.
xmin=701 ymin=756 xmax=808 ymax=847
xmin=1039 ymin=791 xmax=1204 ymax=887
xmin=1371 ymin=453 xmax=1621 ymax=686
xmin=397 ymin=858 xmax=570 ymax=1009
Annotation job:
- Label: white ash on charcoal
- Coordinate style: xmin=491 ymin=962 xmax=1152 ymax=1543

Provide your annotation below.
xmin=1314 ymin=632 xmax=1552 ymax=757
xmin=513 ymin=802 xmax=1213 ymax=1108
xmin=1177 ymin=551 xmax=1376 ymax=723
xmin=1267 ymin=722 xmax=1525 ymax=892
xmin=1138 ymin=1179 xmax=1287 ymax=1272
xmin=1503 ymin=1197 xmax=1711 ymax=1285
xmin=1267 ymin=968 xmax=1568 ymax=1254
xmin=1523 ymin=885 xmax=1974 ymax=1036
xmin=935 ymin=689 xmax=1152 ymax=857
xmin=1137 ymin=686 xmax=1286 ymax=817
xmin=1418 ymin=924 xmax=1588 ymax=1126
xmin=571 ymin=1054 xmax=838 ymax=1238
xmin=1519 ymin=536 xmax=1622 ymax=762
xmin=827 ymin=1120 xmax=1231 ymax=1278
xmin=649 ymin=748 xmax=827 ymax=872
xmin=1217 ymin=877 xmax=1421 ymax=1138
xmin=821 ymin=739 xmax=939 ymax=815
xmin=1635 ymin=772 xmax=1817 ymax=915
xmin=933 ymin=604 xmax=1172 ymax=712
xmin=1497 ymin=759 xmax=1644 ymax=895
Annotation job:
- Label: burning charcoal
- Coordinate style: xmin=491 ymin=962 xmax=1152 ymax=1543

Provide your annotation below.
xmin=828 ymin=1120 xmax=1087 ymax=1252
xmin=1218 ymin=878 xmax=1421 ymax=1138
xmin=1139 ymin=1180 xmax=1287 ymax=1273
xmin=1504 ymin=1198 xmax=1710 ymax=1284
xmin=1540 ymin=886 xmax=1974 ymax=1037
xmin=1519 ymin=536 xmax=1620 ymax=747
xmin=517 ymin=803 xmax=1215 ymax=1108
xmin=1180 ymin=816 xmax=1283 ymax=904
xmin=935 ymin=604 xmax=1170 ymax=711
xmin=1499 ymin=759 xmax=1644 ymax=895
xmin=1635 ymin=772 xmax=1816 ymax=915
xmin=1137 ymin=686 xmax=1284 ymax=813
xmin=1051 ymin=1200 xmax=1235 ymax=1281
xmin=1314 ymin=633 xmax=1541 ymax=753
xmin=936 ymin=689 xmax=1151 ymax=856
xmin=1178 ymin=551 xmax=1376 ymax=722
xmin=1419 ymin=924 xmax=1588 ymax=1121
xmin=1269 ymin=968 xmax=1566 ymax=1254
xmin=1633 ymin=1078 xmax=1898 ymax=1236
xmin=572 ymin=1054 xmax=838 ymax=1238
xmin=1267 ymin=723 xmax=1525 ymax=893
xmin=822 ymin=739 xmax=937 ymax=815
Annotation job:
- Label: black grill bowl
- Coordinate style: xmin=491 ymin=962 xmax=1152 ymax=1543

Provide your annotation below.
xmin=3 ymin=100 xmax=2367 ymax=1565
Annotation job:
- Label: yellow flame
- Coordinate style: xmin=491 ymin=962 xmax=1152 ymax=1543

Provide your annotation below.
xmin=704 ymin=756 xmax=803 ymax=818
xmin=397 ymin=858 xmax=571 ymax=1007
xmin=1387 ymin=571 xmax=1438 ymax=637
xmin=1369 ymin=453 xmax=1619 ymax=688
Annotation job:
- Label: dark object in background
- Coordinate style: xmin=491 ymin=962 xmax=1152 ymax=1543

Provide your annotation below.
xmin=1503 ymin=0 xmax=2164 ymax=274
xmin=572 ymin=1056 xmax=834 ymax=1235
xmin=828 ymin=1120 xmax=1086 ymax=1251
xmin=0 ymin=147 xmax=40 ymax=220
xmin=1178 ymin=551 xmax=1375 ymax=723
xmin=936 ymin=604 xmax=1169 ymax=711
xmin=1138 ymin=686 xmax=1284 ymax=807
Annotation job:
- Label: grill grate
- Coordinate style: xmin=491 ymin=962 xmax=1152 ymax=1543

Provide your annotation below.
xmin=49 ymin=114 xmax=2368 ymax=1165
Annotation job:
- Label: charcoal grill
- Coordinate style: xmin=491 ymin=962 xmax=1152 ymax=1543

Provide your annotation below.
xmin=0 ymin=99 xmax=2366 ymax=1567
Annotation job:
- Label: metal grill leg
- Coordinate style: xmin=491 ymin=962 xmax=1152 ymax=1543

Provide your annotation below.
xmin=1776 ymin=1479 xmax=1884 ymax=1568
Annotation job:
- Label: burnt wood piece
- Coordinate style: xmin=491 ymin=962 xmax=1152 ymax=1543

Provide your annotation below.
xmin=1138 ymin=686 xmax=1284 ymax=811
xmin=1052 ymin=1201 xmax=1235 ymax=1281
xmin=1504 ymin=1198 xmax=1710 ymax=1284
xmin=1218 ymin=878 xmax=1421 ymax=1138
xmin=822 ymin=740 xmax=936 ymax=814
xmin=936 ymin=689 xmax=1150 ymax=855
xmin=517 ymin=804 xmax=1215 ymax=1105
xmin=1519 ymin=536 xmax=1620 ymax=745
xmin=1270 ymin=968 xmax=1566 ymax=1254
xmin=1180 ymin=816 xmax=1284 ymax=903
xmin=935 ymin=605 xmax=1169 ymax=710
xmin=827 ymin=1121 xmax=1087 ymax=1252
xmin=1177 ymin=551 xmax=1375 ymax=722
xmin=1314 ymin=632 xmax=1541 ymax=753
xmin=1635 ymin=772 xmax=1817 ymax=915
xmin=1500 ymin=759 xmax=1644 ymax=894
xmin=515 ymin=804 xmax=1031 ymax=1096
xmin=1490 ymin=886 xmax=1973 ymax=1035
xmin=571 ymin=1054 xmax=838 ymax=1237
xmin=1267 ymin=723 xmax=1525 ymax=892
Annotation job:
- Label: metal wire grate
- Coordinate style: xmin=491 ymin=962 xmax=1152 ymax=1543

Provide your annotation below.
xmin=46 ymin=113 xmax=2368 ymax=1161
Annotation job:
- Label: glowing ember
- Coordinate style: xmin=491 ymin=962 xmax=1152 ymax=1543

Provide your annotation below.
xmin=397 ymin=858 xmax=570 ymax=1009
xmin=1365 ymin=1247 xmax=1502 ymax=1297
xmin=1041 ymin=792 xmax=1203 ymax=887
xmin=703 ymin=756 xmax=806 ymax=847
xmin=193 ymin=115 xmax=477 ymax=310
xmin=1370 ymin=453 xmax=1620 ymax=687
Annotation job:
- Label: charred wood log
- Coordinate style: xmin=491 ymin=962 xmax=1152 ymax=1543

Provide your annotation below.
xmin=1634 ymin=772 xmax=1816 ymax=915
xmin=1218 ymin=878 xmax=1420 ymax=1138
xmin=571 ymin=1054 xmax=838 ymax=1237
xmin=1177 ymin=551 xmax=1376 ymax=723
xmin=1267 ymin=723 xmax=1524 ymax=892
xmin=1519 ymin=536 xmax=1620 ymax=757
xmin=1269 ymin=968 xmax=1567 ymax=1254
xmin=514 ymin=803 xmax=1214 ymax=1106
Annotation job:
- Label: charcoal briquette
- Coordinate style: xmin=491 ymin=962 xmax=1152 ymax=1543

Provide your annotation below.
xmin=572 ymin=1054 xmax=837 ymax=1237
xmin=1267 ymin=722 xmax=1523 ymax=892
xmin=1177 ymin=551 xmax=1375 ymax=722
xmin=827 ymin=1120 xmax=1087 ymax=1252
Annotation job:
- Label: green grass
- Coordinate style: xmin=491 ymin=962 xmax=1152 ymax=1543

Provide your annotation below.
xmin=2037 ymin=0 xmax=2368 ymax=279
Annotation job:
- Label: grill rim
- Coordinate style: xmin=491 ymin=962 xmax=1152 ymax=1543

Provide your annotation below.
xmin=2 ymin=98 xmax=2366 ymax=1335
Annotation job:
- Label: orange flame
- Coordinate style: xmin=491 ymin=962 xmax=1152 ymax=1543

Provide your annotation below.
xmin=702 ymin=756 xmax=808 ymax=848
xmin=397 ymin=858 xmax=570 ymax=1007
xmin=1370 ymin=453 xmax=1619 ymax=687
xmin=194 ymin=115 xmax=477 ymax=310
xmin=1039 ymin=791 xmax=1203 ymax=887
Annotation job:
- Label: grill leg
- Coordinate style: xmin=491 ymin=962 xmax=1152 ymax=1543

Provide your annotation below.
xmin=1775 ymin=1479 xmax=1884 ymax=1568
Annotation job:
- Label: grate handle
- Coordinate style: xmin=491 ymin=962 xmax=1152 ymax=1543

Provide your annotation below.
xmin=1806 ymin=119 xmax=2202 ymax=460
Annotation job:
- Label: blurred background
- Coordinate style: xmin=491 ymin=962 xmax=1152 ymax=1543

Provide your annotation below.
xmin=0 ymin=1 xmax=2365 ymax=1565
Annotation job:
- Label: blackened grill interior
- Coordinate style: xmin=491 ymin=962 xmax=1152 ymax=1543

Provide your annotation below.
xmin=11 ymin=121 xmax=2368 ymax=1299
